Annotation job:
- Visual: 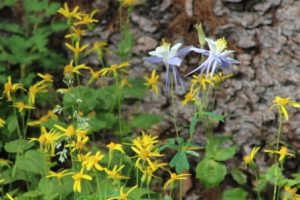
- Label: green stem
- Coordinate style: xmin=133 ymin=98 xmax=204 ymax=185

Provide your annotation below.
xmin=94 ymin=170 xmax=101 ymax=200
xmin=13 ymin=107 xmax=22 ymax=139
xmin=170 ymin=76 xmax=179 ymax=139
xmin=179 ymin=179 xmax=183 ymax=200
xmin=272 ymin=112 xmax=283 ymax=200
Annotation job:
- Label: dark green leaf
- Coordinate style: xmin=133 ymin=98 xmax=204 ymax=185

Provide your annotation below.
xmin=231 ymin=168 xmax=247 ymax=185
xmin=4 ymin=139 xmax=34 ymax=153
xmin=196 ymin=158 xmax=227 ymax=187
xmin=170 ymin=151 xmax=190 ymax=173
xmin=132 ymin=113 xmax=163 ymax=129
xmin=222 ymin=188 xmax=248 ymax=200
xmin=16 ymin=150 xmax=47 ymax=175
xmin=214 ymin=146 xmax=237 ymax=161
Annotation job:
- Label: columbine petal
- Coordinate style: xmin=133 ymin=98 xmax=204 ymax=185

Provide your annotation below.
xmin=168 ymin=57 xmax=182 ymax=66
xmin=143 ymin=56 xmax=163 ymax=64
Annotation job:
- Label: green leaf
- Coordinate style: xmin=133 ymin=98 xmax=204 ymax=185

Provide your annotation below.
xmin=0 ymin=22 xmax=21 ymax=33
xmin=205 ymin=135 xmax=231 ymax=158
xmin=118 ymin=26 xmax=134 ymax=59
xmin=16 ymin=150 xmax=47 ymax=175
xmin=4 ymin=139 xmax=34 ymax=153
xmin=189 ymin=113 xmax=199 ymax=137
xmin=63 ymin=86 xmax=98 ymax=112
xmin=45 ymin=2 xmax=61 ymax=17
xmin=222 ymin=188 xmax=248 ymax=200
xmin=6 ymin=115 xmax=18 ymax=136
xmin=214 ymin=146 xmax=237 ymax=161
xmin=231 ymin=168 xmax=247 ymax=185
xmin=0 ymin=0 xmax=17 ymax=9
xmin=132 ymin=113 xmax=163 ymax=129
xmin=122 ymin=78 xmax=147 ymax=99
xmin=265 ymin=164 xmax=285 ymax=186
xmin=170 ymin=151 xmax=190 ymax=173
xmin=196 ymin=158 xmax=227 ymax=188
xmin=38 ymin=177 xmax=59 ymax=199
xmin=201 ymin=111 xmax=224 ymax=122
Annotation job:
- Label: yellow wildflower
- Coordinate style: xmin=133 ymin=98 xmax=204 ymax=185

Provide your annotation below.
xmin=120 ymin=0 xmax=142 ymax=6
xmin=270 ymin=96 xmax=300 ymax=120
xmin=105 ymin=165 xmax=130 ymax=180
xmin=2 ymin=76 xmax=26 ymax=101
xmin=66 ymin=135 xmax=89 ymax=152
xmin=0 ymin=158 xmax=12 ymax=167
xmin=77 ymin=152 xmax=92 ymax=163
xmin=82 ymin=151 xmax=104 ymax=171
xmin=13 ymin=101 xmax=35 ymax=112
xmin=182 ymin=90 xmax=196 ymax=106
xmin=65 ymin=26 xmax=87 ymax=40
xmin=29 ymin=127 xmax=61 ymax=155
xmin=65 ymin=41 xmax=88 ymax=60
xmin=131 ymin=142 xmax=162 ymax=170
xmin=212 ymin=72 xmax=233 ymax=85
xmin=75 ymin=10 xmax=98 ymax=26
xmin=283 ymin=186 xmax=300 ymax=200
xmin=264 ymin=146 xmax=295 ymax=162
xmin=242 ymin=146 xmax=260 ymax=167
xmin=63 ymin=60 xmax=90 ymax=77
xmin=99 ymin=61 xmax=130 ymax=76
xmin=47 ymin=169 xmax=73 ymax=180
xmin=27 ymin=110 xmax=56 ymax=126
xmin=163 ymin=171 xmax=191 ymax=190
xmin=28 ymin=81 xmax=48 ymax=105
xmin=0 ymin=118 xmax=6 ymax=128
xmin=108 ymin=185 xmax=138 ymax=200
xmin=107 ymin=142 xmax=125 ymax=154
xmin=37 ymin=73 xmax=53 ymax=83
xmin=57 ymin=3 xmax=82 ymax=20
xmin=190 ymin=74 xmax=214 ymax=92
xmin=144 ymin=69 xmax=159 ymax=96
xmin=140 ymin=160 xmax=167 ymax=184
xmin=54 ymin=124 xmax=76 ymax=138
xmin=72 ymin=169 xmax=92 ymax=193
xmin=132 ymin=131 xmax=159 ymax=148
xmin=6 ymin=193 xmax=17 ymax=200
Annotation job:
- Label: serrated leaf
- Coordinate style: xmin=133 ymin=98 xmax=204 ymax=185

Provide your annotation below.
xmin=16 ymin=150 xmax=47 ymax=175
xmin=214 ymin=146 xmax=237 ymax=161
xmin=170 ymin=151 xmax=190 ymax=173
xmin=131 ymin=113 xmax=163 ymax=129
xmin=231 ymin=168 xmax=247 ymax=185
xmin=196 ymin=158 xmax=227 ymax=188
xmin=201 ymin=111 xmax=224 ymax=122
xmin=222 ymin=188 xmax=248 ymax=200
xmin=265 ymin=164 xmax=285 ymax=186
xmin=4 ymin=139 xmax=34 ymax=153
xmin=189 ymin=113 xmax=199 ymax=137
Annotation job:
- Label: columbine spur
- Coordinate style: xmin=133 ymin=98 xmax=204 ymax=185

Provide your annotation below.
xmin=186 ymin=38 xmax=240 ymax=77
xmin=144 ymin=39 xmax=191 ymax=90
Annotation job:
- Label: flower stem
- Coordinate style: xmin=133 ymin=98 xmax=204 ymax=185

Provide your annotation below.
xmin=272 ymin=111 xmax=283 ymax=200
xmin=94 ymin=170 xmax=102 ymax=200
xmin=170 ymin=77 xmax=179 ymax=139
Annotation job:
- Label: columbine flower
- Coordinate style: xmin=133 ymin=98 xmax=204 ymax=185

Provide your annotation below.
xmin=108 ymin=185 xmax=138 ymax=200
xmin=13 ymin=101 xmax=35 ymax=112
xmin=163 ymin=171 xmax=191 ymax=191
xmin=186 ymin=38 xmax=239 ymax=77
xmin=264 ymin=146 xmax=295 ymax=162
xmin=283 ymin=186 xmax=300 ymax=200
xmin=242 ymin=146 xmax=260 ymax=167
xmin=2 ymin=76 xmax=26 ymax=101
xmin=57 ymin=3 xmax=82 ymax=21
xmin=72 ymin=169 xmax=92 ymax=193
xmin=105 ymin=165 xmax=129 ymax=180
xmin=99 ymin=61 xmax=130 ymax=76
xmin=144 ymin=69 xmax=160 ymax=96
xmin=270 ymin=96 xmax=300 ymax=120
xmin=0 ymin=118 xmax=6 ymax=128
xmin=144 ymin=39 xmax=191 ymax=90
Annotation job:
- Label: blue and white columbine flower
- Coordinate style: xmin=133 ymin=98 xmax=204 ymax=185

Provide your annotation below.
xmin=144 ymin=39 xmax=191 ymax=90
xmin=186 ymin=38 xmax=239 ymax=77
